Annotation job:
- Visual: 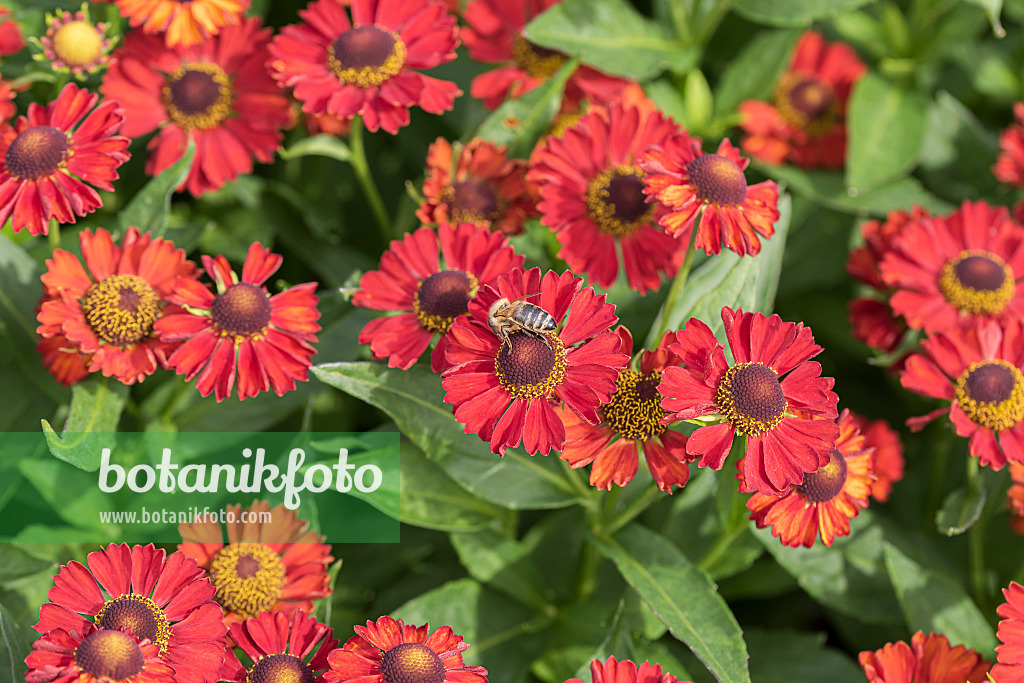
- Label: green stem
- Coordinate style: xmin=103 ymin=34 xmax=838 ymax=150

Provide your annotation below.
xmin=655 ymin=235 xmax=697 ymax=340
xmin=47 ymin=219 xmax=60 ymax=250
xmin=573 ymin=536 xmax=602 ymax=603
xmin=606 ymin=483 xmax=661 ymax=535
xmin=161 ymin=377 xmax=191 ymax=423
xmin=966 ymin=458 xmax=989 ymax=609
xmin=348 ymin=117 xmax=393 ymax=241
xmin=699 ymin=524 xmax=746 ymax=574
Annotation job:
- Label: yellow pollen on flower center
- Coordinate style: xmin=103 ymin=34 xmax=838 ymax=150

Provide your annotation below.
xmin=162 ymin=63 xmax=232 ymax=131
xmin=247 ymin=653 xmax=316 ymax=683
xmin=82 ymin=274 xmax=161 ymax=347
xmin=75 ymin=629 xmax=146 ymax=681
xmin=686 ymin=154 xmax=747 ymax=206
xmin=443 ymin=180 xmax=502 ymax=224
xmin=414 ymin=270 xmax=479 ymax=334
xmin=601 ymin=369 xmax=665 ymax=441
xmin=794 ymin=448 xmax=847 ymax=503
xmin=52 ymin=20 xmax=103 ymax=68
xmin=328 ymin=25 xmax=406 ymax=88
xmin=774 ymin=72 xmax=838 ymax=135
xmin=715 ymin=361 xmax=787 ymax=436
xmin=494 ymin=332 xmax=567 ymax=400
xmin=380 ymin=642 xmax=446 ymax=683
xmin=209 ymin=543 xmax=286 ymax=620
xmin=5 ymin=126 xmax=70 ymax=180
xmin=211 ymin=282 xmax=273 ymax=340
xmin=939 ymin=250 xmax=1015 ymax=315
xmin=95 ymin=593 xmax=171 ymax=654
xmin=512 ymin=34 xmax=566 ymax=80
xmin=954 ymin=359 xmax=1024 ymax=431
xmin=585 ymin=166 xmax=654 ymax=237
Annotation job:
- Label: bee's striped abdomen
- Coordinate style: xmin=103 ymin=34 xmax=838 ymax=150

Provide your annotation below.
xmin=515 ymin=303 xmax=557 ymax=332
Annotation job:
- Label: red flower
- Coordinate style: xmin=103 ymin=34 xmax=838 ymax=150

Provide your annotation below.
xmin=528 ymin=103 xmax=687 ymax=294
xmin=859 ymin=631 xmax=990 ymax=683
xmin=178 ymin=500 xmax=334 ymax=626
xmin=995 ymin=102 xmax=1024 ymax=187
xmin=220 ymin=611 xmax=338 ymax=683
xmin=566 ymin=656 xmax=690 ymax=683
xmin=660 ymin=306 xmax=839 ymax=496
xmin=848 ymin=297 xmax=908 ymax=356
xmin=880 ymin=200 xmax=1024 ymax=334
xmin=268 ymin=0 xmax=460 ymax=134
xmin=36 ymin=227 xmax=196 ymax=385
xmin=442 ymin=267 xmax=628 ymax=455
xmin=25 ymin=625 xmax=175 ymax=683
xmin=851 ymin=412 xmax=904 ymax=503
xmin=641 ymin=133 xmax=780 ymax=257
xmin=354 ymin=223 xmax=523 ymax=372
xmin=40 ymin=6 xmax=114 ymax=76
xmin=36 ymin=330 xmax=91 ymax=386
xmin=0 ymin=82 xmax=129 ymax=236
xmin=559 ymin=328 xmax=691 ymax=492
xmin=32 ymin=543 xmax=227 ymax=683
xmin=739 ymin=31 xmax=866 ymax=168
xmin=1008 ymin=461 xmax=1024 ymax=535
xmin=994 ymin=581 xmax=1024 ymax=681
xmin=418 ymin=137 xmax=538 ymax=236
xmin=0 ymin=6 xmax=24 ymax=56
xmin=325 ymin=615 xmax=487 ymax=683
xmin=102 ymin=17 xmax=292 ymax=197
xmin=745 ymin=409 xmax=874 ymax=547
xmin=155 ymin=242 xmax=321 ymax=401
xmin=461 ymin=0 xmax=629 ymax=110
xmin=900 ymin=318 xmax=1024 ymax=470
xmin=112 ymin=0 xmax=249 ymax=48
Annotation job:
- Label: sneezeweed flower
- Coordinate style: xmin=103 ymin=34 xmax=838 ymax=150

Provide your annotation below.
xmin=660 ymin=306 xmax=839 ymax=496
xmin=178 ymin=500 xmax=334 ymax=625
xmin=641 ymin=133 xmax=780 ymax=257
xmin=354 ymin=223 xmax=524 ymax=372
xmin=880 ymin=200 xmax=1024 ymax=334
xmin=859 ymin=631 xmax=990 ymax=683
xmin=112 ymin=0 xmax=249 ymax=48
xmin=559 ymin=328 xmax=691 ymax=492
xmin=528 ymin=103 xmax=687 ymax=294
xmin=325 ymin=615 xmax=488 ymax=683
xmin=0 ymin=6 xmax=25 ymax=57
xmin=0 ymin=82 xmax=129 ymax=236
xmin=442 ymin=267 xmax=628 ymax=455
xmin=995 ymin=102 xmax=1024 ymax=187
xmin=745 ymin=409 xmax=874 ymax=548
xmin=101 ymin=17 xmax=292 ymax=197
xmin=36 ymin=227 xmax=195 ymax=385
xmin=566 ymin=656 xmax=691 ymax=683
xmin=36 ymin=329 xmax=91 ymax=386
xmin=900 ymin=318 xmax=1024 ymax=470
xmin=739 ymin=30 xmax=865 ymax=168
xmin=268 ymin=0 xmax=460 ymax=134
xmin=850 ymin=412 xmax=904 ymax=503
xmin=36 ymin=5 xmax=114 ymax=76
xmin=220 ymin=610 xmax=338 ymax=683
xmin=418 ymin=137 xmax=537 ymax=236
xmin=33 ymin=543 xmax=227 ymax=683
xmin=25 ymin=624 xmax=175 ymax=683
xmin=993 ymin=581 xmax=1024 ymax=680
xmin=155 ymin=242 xmax=321 ymax=401
xmin=1008 ymin=461 xmax=1024 ymax=535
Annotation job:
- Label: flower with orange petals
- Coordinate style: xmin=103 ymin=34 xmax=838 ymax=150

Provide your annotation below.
xmin=354 ymin=223 xmax=524 ymax=372
xmin=35 ymin=328 xmax=91 ymax=386
xmin=529 ymin=103 xmax=687 ymax=293
xmin=112 ymin=0 xmax=249 ymax=48
xmin=442 ymin=267 xmax=628 ymax=455
xmin=660 ymin=306 xmax=839 ymax=496
xmin=641 ymin=133 xmax=780 ymax=257
xmin=995 ymin=102 xmax=1024 ymax=187
xmin=268 ymin=0 xmax=460 ymax=134
xmin=859 ymin=631 xmax=990 ymax=683
xmin=739 ymin=31 xmax=865 ymax=168
xmin=155 ymin=242 xmax=321 ymax=401
xmin=0 ymin=6 xmax=24 ymax=56
xmin=102 ymin=17 xmax=292 ymax=197
xmin=32 ymin=543 xmax=226 ymax=683
xmin=900 ymin=318 xmax=1024 ymax=470
xmin=418 ymin=137 xmax=537 ymax=236
xmin=326 ymin=615 xmax=488 ymax=683
xmin=746 ymin=409 xmax=874 ymax=547
xmin=851 ymin=412 xmax=904 ymax=502
xmin=559 ymin=328 xmax=691 ymax=492
xmin=25 ymin=625 xmax=175 ymax=683
xmin=220 ymin=611 xmax=338 ymax=683
xmin=0 ymin=82 xmax=129 ymax=236
xmin=994 ymin=581 xmax=1024 ymax=681
xmin=1008 ymin=461 xmax=1024 ymax=534
xmin=567 ymin=656 xmax=690 ymax=683
xmin=178 ymin=500 xmax=334 ymax=625
xmin=36 ymin=227 xmax=195 ymax=385
xmin=38 ymin=5 xmax=114 ymax=76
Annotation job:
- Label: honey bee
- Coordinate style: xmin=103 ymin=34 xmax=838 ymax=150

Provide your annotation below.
xmin=487 ymin=294 xmax=557 ymax=349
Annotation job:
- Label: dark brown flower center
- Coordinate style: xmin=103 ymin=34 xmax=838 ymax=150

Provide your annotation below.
xmin=495 ymin=332 xmax=566 ymax=400
xmin=75 ymin=629 xmax=145 ymax=681
xmin=380 ymin=642 xmax=446 ymax=683
xmin=414 ymin=270 xmax=479 ymax=334
xmin=794 ymin=448 xmax=847 ymax=503
xmin=82 ymin=273 xmax=161 ymax=347
xmin=716 ymin=362 xmax=787 ymax=435
xmin=955 ymin=360 xmax=1024 ymax=431
xmin=939 ymin=250 xmax=1015 ymax=315
xmin=5 ymin=126 xmax=69 ymax=179
xmin=775 ymin=74 xmax=838 ymax=134
xmin=686 ymin=154 xmax=747 ymax=206
xmin=328 ymin=25 xmax=406 ymax=88
xmin=163 ymin=63 xmax=231 ymax=131
xmin=211 ymin=282 xmax=273 ymax=338
xmin=95 ymin=594 xmax=170 ymax=653
xmin=601 ymin=370 xmax=665 ymax=441
xmin=52 ymin=20 xmax=104 ymax=68
xmin=585 ymin=166 xmax=654 ymax=237
xmin=208 ymin=542 xmax=286 ymax=619
xmin=512 ymin=34 xmax=567 ymax=80
xmin=446 ymin=180 xmax=501 ymax=224
xmin=248 ymin=653 xmax=316 ymax=683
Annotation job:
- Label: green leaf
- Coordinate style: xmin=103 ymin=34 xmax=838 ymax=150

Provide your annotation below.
xmin=18 ymin=457 xmax=116 ymax=533
xmin=0 ymin=545 xmax=53 ymax=582
xmin=731 ymin=0 xmax=876 ymax=26
xmin=965 ymin=0 xmax=1005 ymax=37
xmin=594 ymin=524 xmax=751 ymax=683
xmin=746 ymin=629 xmax=865 ymax=683
xmin=450 ymin=529 xmax=551 ymax=610
xmin=312 ymin=362 xmax=579 ymax=509
xmin=279 ymin=134 xmax=352 ymax=162
xmin=713 ymin=29 xmax=800 ymax=119
xmin=117 ymin=137 xmax=195 ymax=237
xmin=935 ymin=481 xmax=986 ymax=537
xmin=41 ymin=376 xmax=128 ymax=471
xmin=0 ymin=600 xmax=36 ymax=683
xmin=883 ymin=543 xmax=997 ymax=654
xmin=846 ymin=74 xmax=928 ymax=193
xmin=524 ymin=0 xmax=697 ymax=81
